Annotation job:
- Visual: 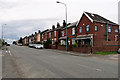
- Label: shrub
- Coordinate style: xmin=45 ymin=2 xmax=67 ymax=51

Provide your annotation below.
xmin=73 ymin=42 xmax=78 ymax=47
xmin=61 ymin=43 xmax=65 ymax=46
xmin=43 ymin=39 xmax=51 ymax=48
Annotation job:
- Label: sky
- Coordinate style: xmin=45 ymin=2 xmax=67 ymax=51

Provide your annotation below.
xmin=0 ymin=0 xmax=119 ymax=44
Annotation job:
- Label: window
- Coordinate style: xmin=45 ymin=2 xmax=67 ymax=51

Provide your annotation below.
xmin=49 ymin=33 xmax=51 ymax=38
xmin=95 ymin=26 xmax=98 ymax=31
xmin=42 ymin=34 xmax=43 ymax=39
xmin=115 ymin=35 xmax=118 ymax=41
xmin=108 ymin=26 xmax=111 ymax=32
xmin=79 ymin=27 xmax=82 ymax=33
xmin=62 ymin=31 xmax=64 ymax=36
xmin=45 ymin=33 xmax=47 ymax=38
xmin=72 ymin=38 xmax=75 ymax=45
xmin=86 ymin=25 xmax=90 ymax=32
xmin=54 ymin=31 xmax=56 ymax=37
xmin=115 ymin=28 xmax=118 ymax=33
xmin=52 ymin=40 xmax=54 ymax=44
xmin=72 ymin=27 xmax=75 ymax=35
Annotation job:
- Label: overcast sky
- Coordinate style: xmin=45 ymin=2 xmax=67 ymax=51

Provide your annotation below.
xmin=0 ymin=0 xmax=119 ymax=44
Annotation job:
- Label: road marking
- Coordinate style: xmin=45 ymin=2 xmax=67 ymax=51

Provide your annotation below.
xmin=96 ymin=69 xmax=102 ymax=72
xmin=0 ymin=54 xmax=4 ymax=56
xmin=6 ymin=51 xmax=7 ymax=53
xmin=78 ymin=64 xmax=102 ymax=72
xmin=8 ymin=50 xmax=12 ymax=56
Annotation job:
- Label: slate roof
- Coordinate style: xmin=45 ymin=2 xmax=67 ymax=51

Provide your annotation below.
xmin=84 ymin=12 xmax=119 ymax=25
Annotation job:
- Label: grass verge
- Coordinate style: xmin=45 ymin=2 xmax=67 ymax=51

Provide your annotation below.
xmin=93 ymin=51 xmax=117 ymax=55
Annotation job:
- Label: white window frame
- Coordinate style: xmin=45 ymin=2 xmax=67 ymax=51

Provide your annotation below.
xmin=72 ymin=27 xmax=75 ymax=35
xmin=62 ymin=31 xmax=64 ymax=36
xmin=54 ymin=31 xmax=56 ymax=37
xmin=108 ymin=26 xmax=111 ymax=33
xmin=95 ymin=26 xmax=98 ymax=31
xmin=79 ymin=27 xmax=82 ymax=33
xmin=42 ymin=34 xmax=43 ymax=39
xmin=86 ymin=25 xmax=90 ymax=32
xmin=115 ymin=35 xmax=118 ymax=41
xmin=72 ymin=38 xmax=75 ymax=45
xmin=115 ymin=28 xmax=118 ymax=33
xmin=49 ymin=32 xmax=51 ymax=38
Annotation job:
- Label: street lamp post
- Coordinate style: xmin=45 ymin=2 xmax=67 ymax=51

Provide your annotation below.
xmin=56 ymin=1 xmax=68 ymax=51
xmin=2 ymin=24 xmax=6 ymax=45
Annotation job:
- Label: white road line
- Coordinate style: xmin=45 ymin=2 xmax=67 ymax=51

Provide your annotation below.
xmin=78 ymin=64 xmax=102 ymax=72
xmin=96 ymin=69 xmax=102 ymax=72
xmin=6 ymin=51 xmax=7 ymax=53
xmin=0 ymin=55 xmax=4 ymax=56
xmin=8 ymin=50 xmax=12 ymax=56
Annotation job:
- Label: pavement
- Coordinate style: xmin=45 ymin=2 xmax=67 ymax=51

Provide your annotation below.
xmin=2 ymin=48 xmax=23 ymax=78
xmin=47 ymin=49 xmax=118 ymax=61
xmin=2 ymin=45 xmax=118 ymax=78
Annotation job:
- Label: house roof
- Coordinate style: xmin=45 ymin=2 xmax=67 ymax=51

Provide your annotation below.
xmin=62 ymin=21 xmax=78 ymax=30
xmin=66 ymin=21 xmax=78 ymax=28
xmin=84 ymin=12 xmax=118 ymax=25
xmin=41 ymin=29 xmax=50 ymax=34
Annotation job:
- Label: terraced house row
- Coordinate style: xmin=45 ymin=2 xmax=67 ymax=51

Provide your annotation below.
xmin=21 ymin=12 xmax=120 ymax=53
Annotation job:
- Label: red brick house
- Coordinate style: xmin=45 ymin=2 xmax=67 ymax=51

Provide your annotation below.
xmin=47 ymin=23 xmax=62 ymax=45
xmin=41 ymin=29 xmax=50 ymax=43
xmin=75 ymin=12 xmax=119 ymax=52
xmin=36 ymin=30 xmax=41 ymax=42
xmin=22 ymin=36 xmax=29 ymax=46
xmin=59 ymin=21 xmax=78 ymax=46
xmin=28 ymin=34 xmax=35 ymax=44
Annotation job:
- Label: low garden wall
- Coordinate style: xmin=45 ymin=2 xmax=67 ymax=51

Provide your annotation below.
xmin=51 ymin=45 xmax=57 ymax=49
xmin=72 ymin=46 xmax=91 ymax=53
xmin=58 ymin=45 xmax=72 ymax=51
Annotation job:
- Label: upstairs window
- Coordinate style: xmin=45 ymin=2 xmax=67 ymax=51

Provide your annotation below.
xmin=54 ymin=31 xmax=56 ymax=37
xmin=45 ymin=33 xmax=47 ymax=38
xmin=79 ymin=27 xmax=82 ymax=33
xmin=86 ymin=25 xmax=90 ymax=32
xmin=42 ymin=34 xmax=43 ymax=39
xmin=95 ymin=26 xmax=98 ymax=31
xmin=115 ymin=28 xmax=118 ymax=33
xmin=62 ymin=31 xmax=64 ymax=36
xmin=108 ymin=26 xmax=111 ymax=33
xmin=72 ymin=27 xmax=75 ymax=35
xmin=49 ymin=33 xmax=51 ymax=38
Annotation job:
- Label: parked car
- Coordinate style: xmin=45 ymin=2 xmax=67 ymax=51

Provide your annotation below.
xmin=7 ymin=44 xmax=10 ymax=46
xmin=34 ymin=44 xmax=44 ymax=49
xmin=18 ymin=43 xmax=22 ymax=46
xmin=117 ymin=48 xmax=120 ymax=54
xmin=29 ymin=44 xmax=34 ymax=48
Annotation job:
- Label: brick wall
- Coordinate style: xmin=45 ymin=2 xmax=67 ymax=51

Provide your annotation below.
xmin=72 ymin=46 xmax=91 ymax=53
xmin=58 ymin=46 xmax=71 ymax=51
xmin=51 ymin=45 xmax=57 ymax=49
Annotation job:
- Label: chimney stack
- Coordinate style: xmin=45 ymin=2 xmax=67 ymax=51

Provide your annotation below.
xmin=38 ymin=30 xmax=41 ymax=33
xmin=35 ymin=32 xmax=37 ymax=34
xmin=63 ymin=20 xmax=66 ymax=27
xmin=52 ymin=25 xmax=55 ymax=29
xmin=57 ymin=22 xmax=60 ymax=28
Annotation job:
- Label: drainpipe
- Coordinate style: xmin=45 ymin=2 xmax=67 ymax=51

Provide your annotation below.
xmin=106 ymin=22 xmax=108 ymax=41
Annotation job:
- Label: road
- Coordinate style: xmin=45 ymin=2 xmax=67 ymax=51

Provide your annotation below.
xmin=2 ymin=45 xmax=118 ymax=78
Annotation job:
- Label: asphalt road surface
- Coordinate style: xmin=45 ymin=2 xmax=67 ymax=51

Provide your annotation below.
xmin=2 ymin=45 xmax=118 ymax=78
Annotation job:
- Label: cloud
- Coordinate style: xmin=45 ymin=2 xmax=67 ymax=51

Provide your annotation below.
xmin=1 ymin=18 xmax=60 ymax=44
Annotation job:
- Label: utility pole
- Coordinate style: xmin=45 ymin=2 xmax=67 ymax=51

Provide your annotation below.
xmin=56 ymin=1 xmax=68 ymax=51
xmin=106 ymin=22 xmax=108 ymax=41
xmin=2 ymin=24 xmax=6 ymax=46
